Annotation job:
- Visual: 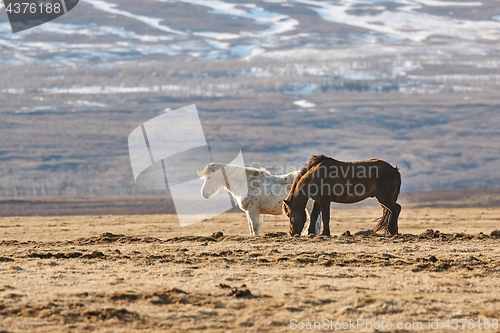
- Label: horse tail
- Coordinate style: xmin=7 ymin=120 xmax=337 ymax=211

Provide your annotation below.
xmin=373 ymin=208 xmax=391 ymax=235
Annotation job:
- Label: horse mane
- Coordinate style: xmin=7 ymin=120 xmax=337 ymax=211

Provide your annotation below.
xmin=287 ymin=155 xmax=332 ymax=199
xmin=197 ymin=164 xmax=213 ymax=179
xmin=247 ymin=167 xmax=271 ymax=177
xmin=197 ymin=163 xmax=271 ymax=179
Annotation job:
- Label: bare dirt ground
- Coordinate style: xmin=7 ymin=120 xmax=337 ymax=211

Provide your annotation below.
xmin=1 ymin=208 xmax=500 ymax=332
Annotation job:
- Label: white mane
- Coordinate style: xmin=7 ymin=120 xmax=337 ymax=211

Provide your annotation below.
xmin=197 ymin=163 xmax=270 ymax=180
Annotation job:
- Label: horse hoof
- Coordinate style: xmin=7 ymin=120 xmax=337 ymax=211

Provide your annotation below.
xmin=307 ymin=233 xmax=315 ymax=238
xmin=320 ymin=233 xmax=331 ymax=237
xmin=389 ymin=229 xmax=398 ymax=236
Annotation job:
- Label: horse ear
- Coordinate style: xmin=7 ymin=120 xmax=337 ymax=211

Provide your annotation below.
xmin=209 ymin=164 xmax=215 ymax=172
xmin=283 ymin=199 xmax=290 ymax=207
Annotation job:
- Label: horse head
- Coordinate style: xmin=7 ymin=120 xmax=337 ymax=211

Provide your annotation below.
xmin=283 ymin=198 xmax=306 ymax=236
xmin=197 ymin=163 xmax=225 ymax=199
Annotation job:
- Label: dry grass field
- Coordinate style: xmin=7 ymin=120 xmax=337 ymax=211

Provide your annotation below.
xmin=1 ymin=207 xmax=500 ymax=332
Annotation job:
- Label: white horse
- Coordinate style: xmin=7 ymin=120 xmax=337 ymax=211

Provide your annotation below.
xmin=197 ymin=163 xmax=320 ymax=236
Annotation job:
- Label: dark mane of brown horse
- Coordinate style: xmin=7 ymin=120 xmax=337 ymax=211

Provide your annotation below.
xmin=287 ymin=155 xmax=331 ymax=200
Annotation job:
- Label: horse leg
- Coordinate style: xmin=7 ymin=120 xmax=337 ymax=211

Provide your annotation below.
xmin=245 ymin=208 xmax=260 ymax=236
xmin=315 ymin=217 xmax=321 ymax=235
xmin=245 ymin=211 xmax=254 ymax=235
xmin=308 ymin=201 xmax=321 ymax=235
xmin=388 ymin=203 xmax=401 ymax=235
xmin=375 ymin=196 xmax=400 ymax=235
xmin=319 ymin=199 xmax=331 ymax=236
xmin=304 ymin=199 xmax=313 ymax=235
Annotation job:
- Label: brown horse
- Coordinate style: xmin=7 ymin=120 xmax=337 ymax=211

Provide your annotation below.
xmin=283 ymin=155 xmax=401 ymax=236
